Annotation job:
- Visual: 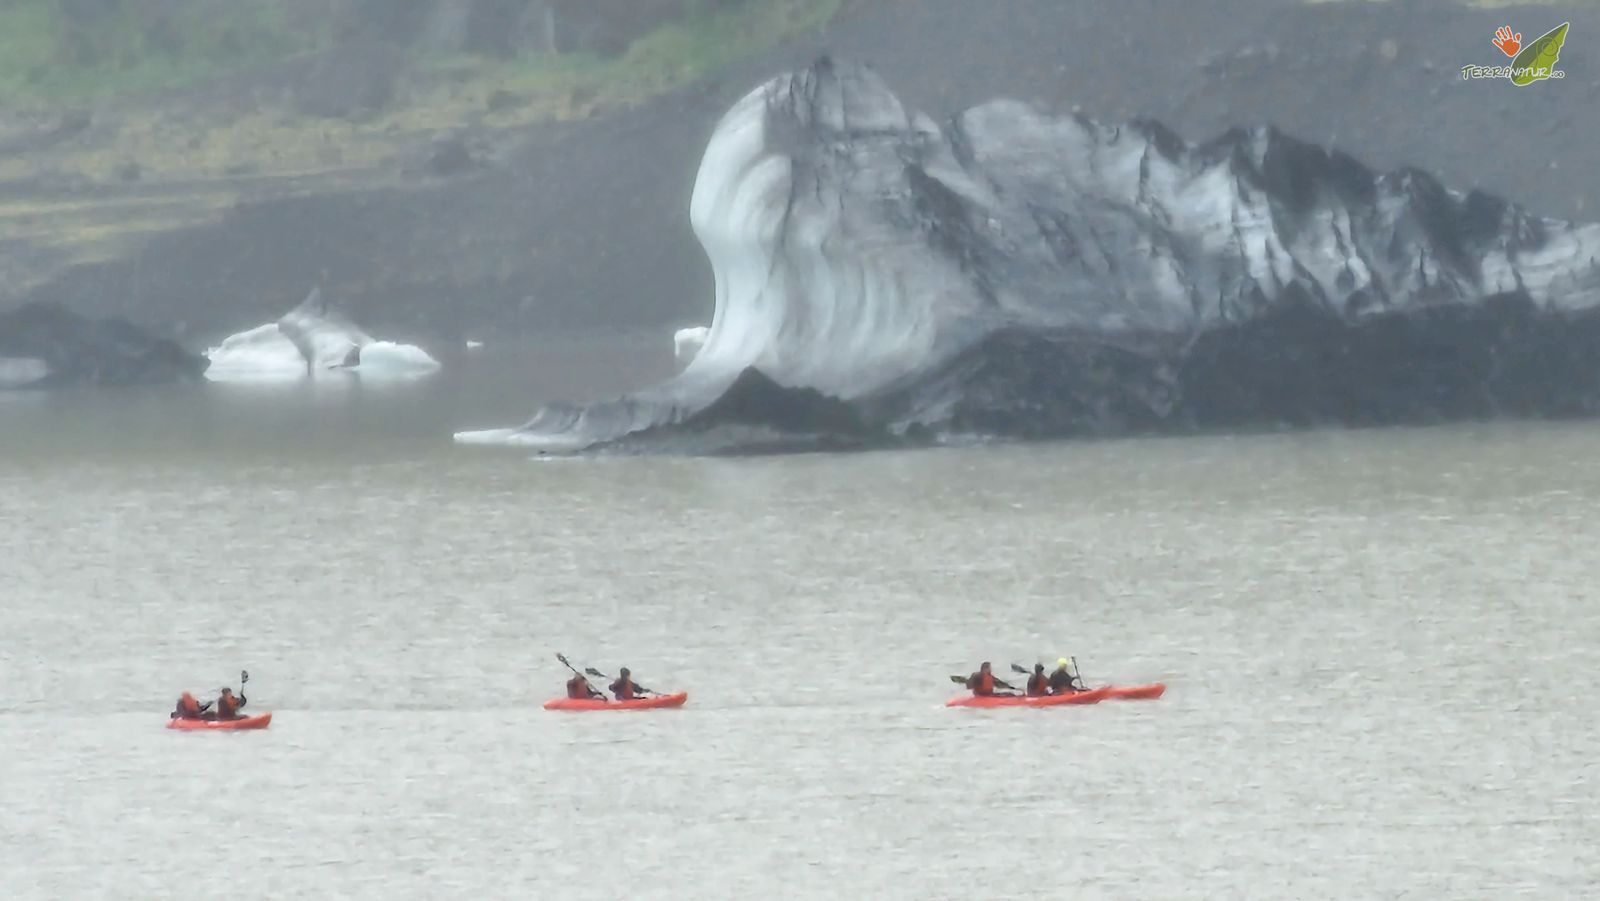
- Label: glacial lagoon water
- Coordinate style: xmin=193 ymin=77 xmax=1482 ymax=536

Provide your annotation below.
xmin=2 ymin=343 xmax=1597 ymax=898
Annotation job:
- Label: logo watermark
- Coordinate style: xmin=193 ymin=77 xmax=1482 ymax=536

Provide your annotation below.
xmin=1461 ymin=22 xmax=1569 ymax=86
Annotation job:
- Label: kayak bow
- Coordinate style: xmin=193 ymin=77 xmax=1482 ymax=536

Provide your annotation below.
xmin=1103 ymin=682 xmax=1166 ymax=700
xmin=543 ymin=692 xmax=688 ymax=712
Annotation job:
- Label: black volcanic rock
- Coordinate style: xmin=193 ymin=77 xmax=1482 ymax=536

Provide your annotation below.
xmin=1174 ymin=291 xmax=1600 ymax=428
xmin=600 ymin=366 xmax=890 ymax=455
xmin=0 ymin=302 xmax=206 ymax=388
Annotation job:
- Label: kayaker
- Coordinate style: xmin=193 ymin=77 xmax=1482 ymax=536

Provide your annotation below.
xmin=214 ymin=686 xmax=247 ymax=720
xmin=608 ymin=667 xmax=652 ymax=701
xmin=1025 ymin=663 xmax=1050 ymax=697
xmin=1049 ymin=658 xmax=1082 ymax=694
xmin=171 ymin=691 xmax=210 ymax=720
xmin=965 ymin=661 xmax=1017 ymax=697
xmin=566 ymin=673 xmax=604 ymax=701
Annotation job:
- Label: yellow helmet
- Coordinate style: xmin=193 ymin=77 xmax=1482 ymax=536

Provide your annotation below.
xmin=1057 ymin=658 xmax=1070 ymax=669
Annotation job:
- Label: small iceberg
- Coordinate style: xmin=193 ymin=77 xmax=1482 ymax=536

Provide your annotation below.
xmin=0 ymin=356 xmax=51 ymax=389
xmin=205 ymin=288 xmax=440 ymax=382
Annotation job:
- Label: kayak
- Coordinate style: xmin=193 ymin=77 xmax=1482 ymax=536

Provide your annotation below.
xmin=543 ymin=692 xmax=688 ymax=712
xmin=166 ymin=712 xmax=273 ymax=731
xmin=946 ymin=687 xmax=1110 ymax=708
xmin=1104 ymin=682 xmax=1166 ymax=701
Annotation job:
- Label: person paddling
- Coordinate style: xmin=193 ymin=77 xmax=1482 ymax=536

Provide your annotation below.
xmin=965 ymin=661 xmax=1018 ymax=697
xmin=566 ymin=672 xmax=604 ymax=701
xmin=608 ymin=667 xmax=652 ymax=701
xmin=1049 ymin=658 xmax=1083 ymax=694
xmin=1025 ymin=663 xmax=1051 ymax=697
xmin=171 ymin=691 xmax=211 ymax=720
xmin=212 ymin=686 xmax=247 ymax=720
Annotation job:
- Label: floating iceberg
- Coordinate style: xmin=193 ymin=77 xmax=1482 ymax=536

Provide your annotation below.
xmin=205 ymin=288 xmax=440 ymax=382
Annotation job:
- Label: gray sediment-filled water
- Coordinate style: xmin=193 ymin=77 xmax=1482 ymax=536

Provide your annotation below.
xmin=3 ymin=356 xmax=1597 ymax=898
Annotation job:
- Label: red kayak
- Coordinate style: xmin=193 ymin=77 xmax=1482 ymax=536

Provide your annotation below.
xmin=946 ymin=687 xmax=1110 ymax=708
xmin=167 ymin=712 xmax=273 ymax=731
xmin=1103 ymin=682 xmax=1166 ymax=701
xmin=543 ymin=692 xmax=688 ymax=712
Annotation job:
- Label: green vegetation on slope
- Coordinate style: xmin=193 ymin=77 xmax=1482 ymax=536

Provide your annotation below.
xmin=0 ymin=0 xmax=323 ymax=102
xmin=0 ymin=0 xmax=840 ymax=179
xmin=423 ymin=0 xmax=842 ymax=124
xmin=0 ymin=0 xmax=839 ymax=107
xmin=0 ymin=0 xmax=842 ymax=290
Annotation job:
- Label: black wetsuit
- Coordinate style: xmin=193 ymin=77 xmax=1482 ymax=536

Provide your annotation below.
xmin=1048 ymin=669 xmax=1080 ymax=694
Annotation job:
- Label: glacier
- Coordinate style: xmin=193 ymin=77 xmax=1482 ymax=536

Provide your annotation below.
xmin=458 ymin=56 xmax=1600 ymax=453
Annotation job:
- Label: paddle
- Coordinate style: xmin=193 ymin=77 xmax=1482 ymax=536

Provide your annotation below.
xmin=1010 ymin=662 xmax=1050 ymax=696
xmin=1021 ymin=660 xmax=1087 ymax=693
xmin=212 ymin=670 xmax=249 ymax=720
xmin=947 ymin=673 xmax=1020 ymax=697
xmin=583 ymin=666 xmax=662 ymax=698
xmin=555 ymin=653 xmax=606 ymax=700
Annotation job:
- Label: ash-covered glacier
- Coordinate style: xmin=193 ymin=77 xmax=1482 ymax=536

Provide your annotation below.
xmin=458 ymin=56 xmax=1600 ymax=453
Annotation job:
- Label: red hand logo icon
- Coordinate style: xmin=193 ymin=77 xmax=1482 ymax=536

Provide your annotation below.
xmin=1492 ymin=26 xmax=1522 ymax=58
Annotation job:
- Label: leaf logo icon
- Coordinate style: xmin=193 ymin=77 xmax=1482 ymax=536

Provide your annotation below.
xmin=1510 ymin=22 xmax=1569 ymax=86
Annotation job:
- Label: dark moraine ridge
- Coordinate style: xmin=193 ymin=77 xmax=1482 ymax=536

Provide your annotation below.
xmin=0 ymin=302 xmax=206 ymax=389
xmin=601 ymin=368 xmax=893 ymax=456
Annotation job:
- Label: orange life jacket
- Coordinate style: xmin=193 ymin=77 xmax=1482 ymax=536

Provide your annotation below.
xmin=217 ymin=693 xmax=243 ymax=718
xmin=176 ymin=694 xmax=200 ymax=717
xmin=1026 ymin=674 xmax=1049 ymax=696
xmin=567 ymin=676 xmax=590 ymax=699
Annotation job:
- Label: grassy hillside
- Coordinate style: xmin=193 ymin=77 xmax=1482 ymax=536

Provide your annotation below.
xmin=0 ymin=1 xmax=321 ymax=103
xmin=0 ymin=0 xmax=839 ymax=107
xmin=0 ymin=0 xmax=840 ymax=298
xmin=0 ymin=0 xmax=841 ymax=179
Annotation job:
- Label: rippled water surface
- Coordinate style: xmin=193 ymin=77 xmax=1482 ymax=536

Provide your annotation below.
xmin=3 ymin=368 xmax=1598 ymax=898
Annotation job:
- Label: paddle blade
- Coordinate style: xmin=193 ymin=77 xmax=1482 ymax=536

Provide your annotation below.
xmin=584 ymin=667 xmax=606 ymax=678
xmin=240 ymin=670 xmax=249 ymax=685
xmin=1010 ymin=663 xmax=1030 ymax=675
xmin=949 ymin=674 xmax=969 ymax=684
